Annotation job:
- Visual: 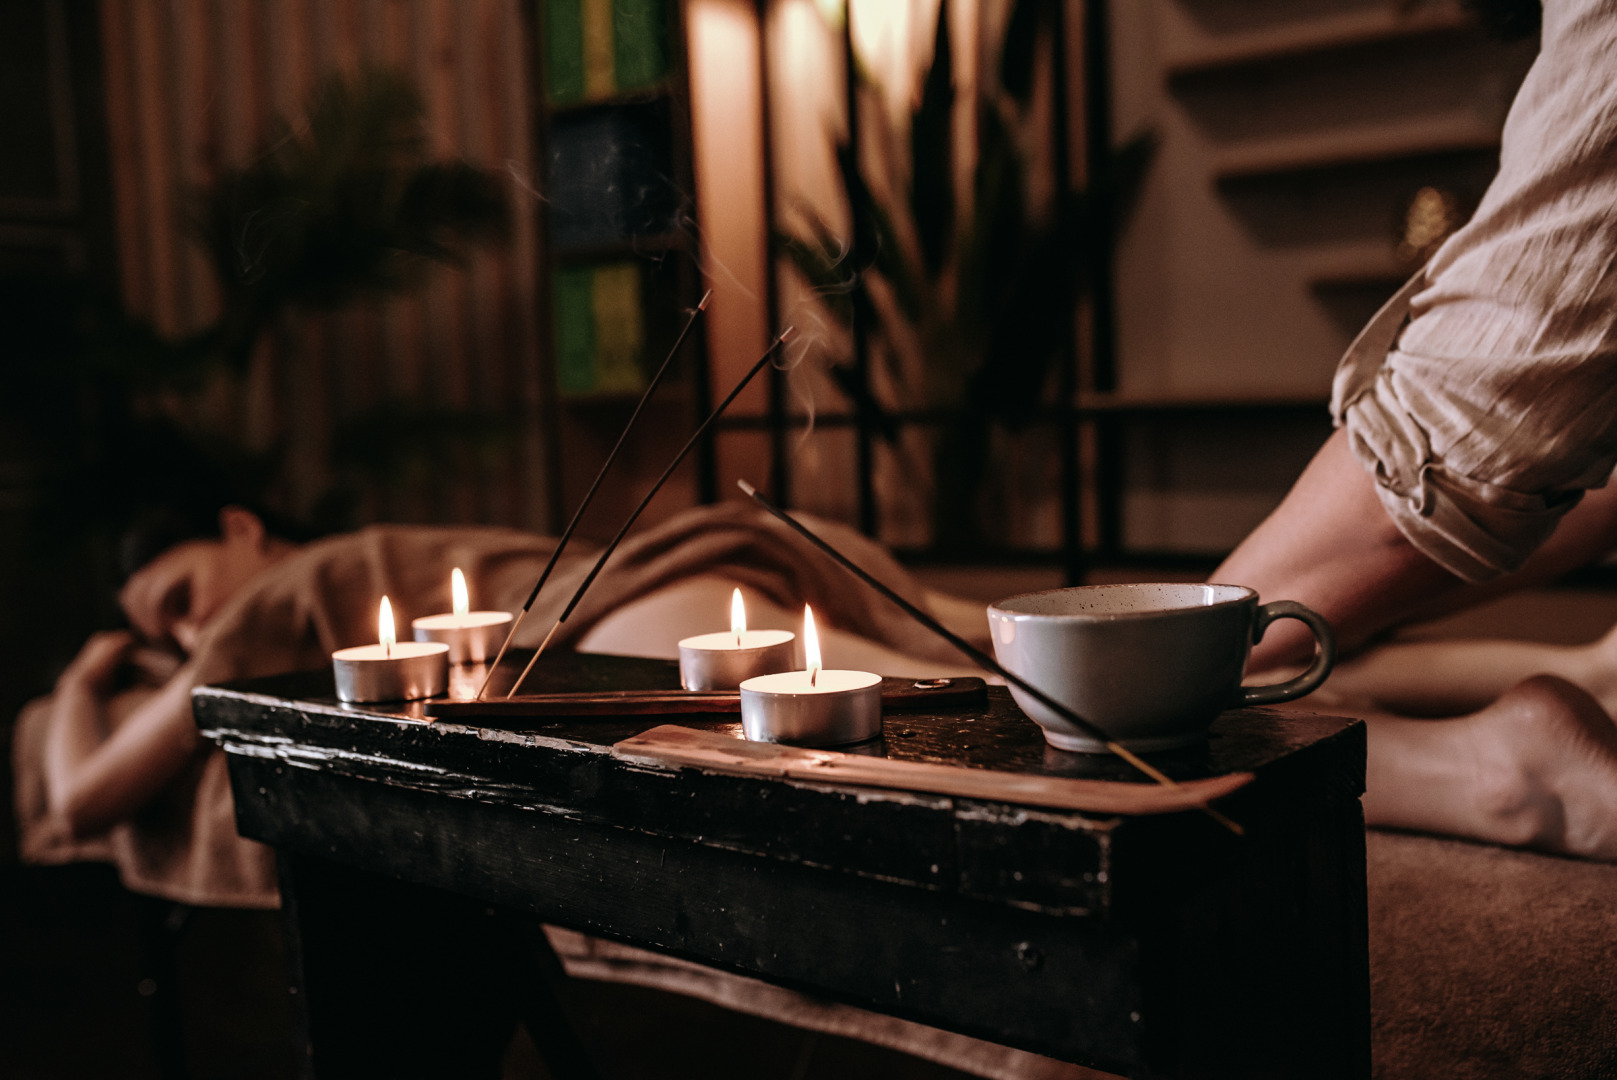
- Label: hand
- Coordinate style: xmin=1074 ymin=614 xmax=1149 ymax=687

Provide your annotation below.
xmin=60 ymin=630 xmax=137 ymax=695
xmin=128 ymin=646 xmax=184 ymax=686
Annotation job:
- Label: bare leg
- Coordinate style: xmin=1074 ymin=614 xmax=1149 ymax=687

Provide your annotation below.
xmin=1328 ymin=637 xmax=1598 ymax=715
xmin=1315 ymin=617 xmax=1617 ymax=717
xmin=1348 ymin=676 xmax=1617 ymax=860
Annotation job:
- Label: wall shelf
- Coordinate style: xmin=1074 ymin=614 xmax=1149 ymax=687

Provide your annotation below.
xmin=1101 ymin=0 xmax=1532 ymax=561
xmin=1213 ymin=119 xmax=1500 ymax=183
xmin=1164 ymin=3 xmax=1472 ymax=79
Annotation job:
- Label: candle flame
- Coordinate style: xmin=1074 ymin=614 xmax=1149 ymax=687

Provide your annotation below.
xmin=451 ymin=567 xmax=469 ymax=617
xmin=803 ymin=604 xmax=821 ymax=686
xmin=379 ymin=596 xmax=396 ymax=657
xmin=730 ymin=587 xmax=746 ymax=647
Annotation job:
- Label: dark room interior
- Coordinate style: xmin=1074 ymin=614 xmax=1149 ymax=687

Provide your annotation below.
xmin=5 ymin=1 xmax=1617 ymax=1078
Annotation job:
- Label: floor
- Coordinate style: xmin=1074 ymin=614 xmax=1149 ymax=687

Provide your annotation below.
xmin=0 ymin=860 xmax=979 ymax=1080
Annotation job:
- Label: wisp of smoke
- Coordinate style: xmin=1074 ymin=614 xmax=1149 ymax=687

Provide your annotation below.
xmin=504 ymin=161 xmax=551 ymax=205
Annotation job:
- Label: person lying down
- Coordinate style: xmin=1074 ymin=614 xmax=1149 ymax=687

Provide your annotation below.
xmin=20 ymin=493 xmax=1617 ymax=908
xmin=13 ymin=500 xmax=987 ymax=908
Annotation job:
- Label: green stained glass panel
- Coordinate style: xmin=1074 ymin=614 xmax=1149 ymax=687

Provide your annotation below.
xmin=613 ymin=0 xmax=668 ymax=91
xmin=555 ymin=266 xmax=596 ymax=394
xmin=589 ymin=262 xmax=645 ymax=394
xmin=545 ymin=0 xmax=586 ymax=103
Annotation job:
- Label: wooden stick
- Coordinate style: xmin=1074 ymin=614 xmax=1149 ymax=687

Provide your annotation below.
xmin=505 ymin=329 xmax=795 ymax=698
xmin=736 ymin=480 xmax=1244 ymax=835
xmin=426 ymin=676 xmax=985 ymax=719
xmin=475 ymin=292 xmax=711 ymax=699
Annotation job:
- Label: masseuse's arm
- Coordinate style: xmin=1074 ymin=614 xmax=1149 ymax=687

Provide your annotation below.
xmin=1394 ymin=476 xmax=1617 ymax=623
xmin=1217 ymin=430 xmax=1617 ymax=671
xmin=1213 ymin=429 xmax=1465 ymax=671
xmin=44 ymin=632 xmax=202 ymax=838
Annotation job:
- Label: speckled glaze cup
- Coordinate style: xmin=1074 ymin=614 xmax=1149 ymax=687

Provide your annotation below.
xmin=987 ymin=584 xmax=1335 ymax=753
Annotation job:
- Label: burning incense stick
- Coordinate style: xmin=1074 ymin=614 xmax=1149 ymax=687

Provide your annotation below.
xmin=505 ymin=328 xmax=796 ymax=698
xmin=735 ymin=480 xmax=1244 ymax=835
xmin=475 ymin=292 xmax=712 ymax=699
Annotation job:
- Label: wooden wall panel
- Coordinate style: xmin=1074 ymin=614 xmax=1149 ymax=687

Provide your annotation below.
xmin=96 ymin=0 xmax=551 ymax=531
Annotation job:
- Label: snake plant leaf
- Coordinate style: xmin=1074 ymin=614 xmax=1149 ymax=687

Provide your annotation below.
xmin=834 ymin=140 xmax=883 ymax=272
xmin=952 ymin=102 xmax=1027 ymax=355
xmin=1094 ymin=131 xmax=1157 ymax=251
xmin=974 ymin=130 xmax=1157 ymax=429
xmin=833 ymin=137 xmax=925 ymax=334
xmin=910 ymin=0 xmax=955 ymax=277
xmin=863 ymin=197 xmax=926 ymax=326
xmin=999 ymin=0 xmax=1041 ymax=105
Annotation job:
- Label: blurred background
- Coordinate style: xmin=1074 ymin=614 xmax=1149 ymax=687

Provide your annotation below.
xmin=0 ymin=0 xmax=1538 ymax=730
xmin=0 ymin=0 xmax=1539 ymax=1075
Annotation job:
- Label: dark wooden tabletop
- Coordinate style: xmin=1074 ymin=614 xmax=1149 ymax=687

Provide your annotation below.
xmin=201 ymin=650 xmax=1361 ymax=780
xmin=196 ymin=652 xmax=1363 ymax=919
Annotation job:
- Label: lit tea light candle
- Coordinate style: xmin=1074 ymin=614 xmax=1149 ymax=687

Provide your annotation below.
xmin=333 ymin=596 xmax=449 ymax=703
xmin=677 ymin=588 xmax=797 ymax=691
xmin=411 ymin=567 xmax=514 ymax=665
xmin=739 ymin=605 xmax=881 ymax=746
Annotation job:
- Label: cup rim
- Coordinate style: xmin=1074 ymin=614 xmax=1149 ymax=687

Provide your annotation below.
xmin=987 ymin=582 xmax=1258 ymax=622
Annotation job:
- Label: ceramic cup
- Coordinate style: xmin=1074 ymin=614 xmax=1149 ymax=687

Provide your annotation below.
xmin=987 ymin=583 xmax=1335 ymax=753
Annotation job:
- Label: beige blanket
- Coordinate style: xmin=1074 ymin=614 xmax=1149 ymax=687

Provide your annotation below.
xmin=14 ymin=503 xmax=1096 ymax=1079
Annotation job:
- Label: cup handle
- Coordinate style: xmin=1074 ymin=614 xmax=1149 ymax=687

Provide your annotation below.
xmin=1235 ymin=600 xmax=1337 ymax=708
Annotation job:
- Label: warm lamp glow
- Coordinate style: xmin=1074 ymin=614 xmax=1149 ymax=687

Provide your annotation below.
xmin=379 ymin=596 xmax=396 ymax=654
xmin=803 ymin=604 xmax=821 ymax=686
xmin=730 ymin=588 xmax=747 ymax=644
xmin=451 ymin=567 xmax=469 ymax=617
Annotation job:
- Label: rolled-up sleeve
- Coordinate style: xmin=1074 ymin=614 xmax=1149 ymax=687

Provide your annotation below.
xmin=1328 ymin=0 xmax=1617 ymax=582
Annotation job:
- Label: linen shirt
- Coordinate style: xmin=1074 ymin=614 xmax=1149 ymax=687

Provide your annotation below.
xmin=1331 ymin=0 xmax=1617 ymax=581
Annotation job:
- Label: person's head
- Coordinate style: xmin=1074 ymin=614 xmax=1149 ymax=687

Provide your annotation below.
xmin=118 ymin=505 xmax=296 ymax=653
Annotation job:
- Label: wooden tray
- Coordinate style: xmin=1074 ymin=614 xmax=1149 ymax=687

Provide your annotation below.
xmin=424 ymin=675 xmax=987 ymax=720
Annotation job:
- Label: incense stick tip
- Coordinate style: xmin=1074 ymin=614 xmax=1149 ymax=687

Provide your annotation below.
xmin=779 ymin=326 xmax=796 ymax=342
xmin=698 ymin=289 xmax=712 ymax=311
xmin=736 ymin=479 xmax=757 ymax=496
